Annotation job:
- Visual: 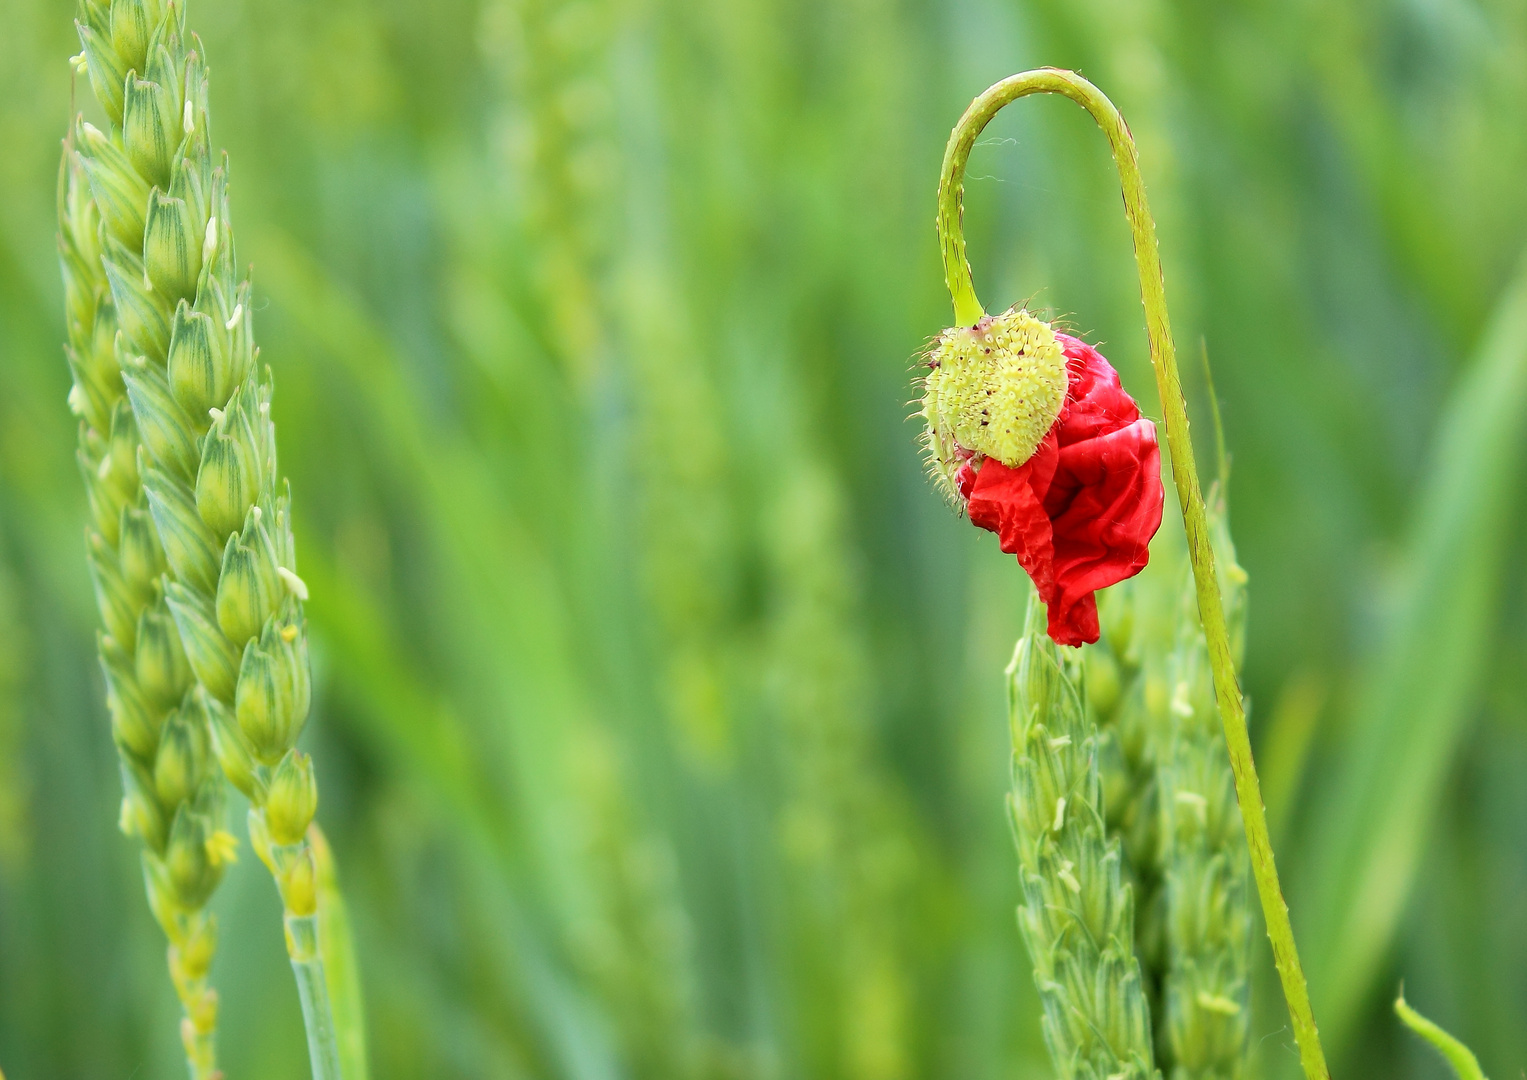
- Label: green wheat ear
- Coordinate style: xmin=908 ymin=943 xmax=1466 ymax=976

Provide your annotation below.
xmin=58 ymin=51 xmax=230 ymax=1080
xmin=62 ymin=1 xmax=346 ymax=1075
xmin=1157 ymin=486 xmax=1252 ymax=1078
xmin=1088 ymin=486 xmax=1254 ymax=1078
xmin=1008 ymin=595 xmax=1160 ymax=1080
xmin=1087 ymin=577 xmax=1170 ymax=1022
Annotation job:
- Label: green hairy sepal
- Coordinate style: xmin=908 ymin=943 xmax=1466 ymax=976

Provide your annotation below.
xmin=1008 ymin=596 xmax=1160 ymax=1080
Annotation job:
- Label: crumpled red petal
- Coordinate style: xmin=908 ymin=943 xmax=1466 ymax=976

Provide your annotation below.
xmin=961 ymin=333 xmax=1163 ymax=646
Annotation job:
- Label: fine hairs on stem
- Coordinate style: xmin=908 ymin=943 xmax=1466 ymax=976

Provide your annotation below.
xmin=936 ymin=70 xmax=1329 ymax=1080
xmin=63 ymin=1 xmax=343 ymax=1075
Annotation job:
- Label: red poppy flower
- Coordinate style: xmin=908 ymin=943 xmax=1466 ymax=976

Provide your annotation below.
xmin=955 ymin=334 xmax=1163 ymax=646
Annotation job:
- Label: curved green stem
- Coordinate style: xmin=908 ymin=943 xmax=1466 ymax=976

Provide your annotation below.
xmin=1395 ymin=989 xmax=1488 ymax=1080
xmin=937 ymin=68 xmax=1331 ymax=1080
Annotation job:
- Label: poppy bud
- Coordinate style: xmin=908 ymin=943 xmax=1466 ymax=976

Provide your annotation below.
xmin=923 ymin=319 xmax=1163 ymax=646
xmin=142 ymin=464 xmax=222 ymax=594
xmin=265 ymin=750 xmax=317 ymax=847
xmin=1087 ymin=646 xmax=1122 ymax=720
xmin=921 ymin=307 xmax=1069 ymax=499
xmin=135 ymin=592 xmax=191 ymax=707
xmin=165 ymin=581 xmax=241 ymax=704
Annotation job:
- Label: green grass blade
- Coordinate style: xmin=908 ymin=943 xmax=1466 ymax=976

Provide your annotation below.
xmin=1394 ymin=991 xmax=1488 ymax=1080
xmin=1297 ymin=252 xmax=1527 ymax=1054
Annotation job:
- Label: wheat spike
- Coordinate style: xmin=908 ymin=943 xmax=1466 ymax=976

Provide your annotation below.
xmin=1008 ymin=594 xmax=1160 ymax=1080
xmin=1156 ymin=487 xmax=1252 ymax=1078
xmin=63 ymin=1 xmax=340 ymax=1074
xmin=58 ymin=6 xmax=231 ymax=1074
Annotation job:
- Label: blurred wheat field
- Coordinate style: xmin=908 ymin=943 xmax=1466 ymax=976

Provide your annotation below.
xmin=1 ymin=0 xmax=1526 ymax=1077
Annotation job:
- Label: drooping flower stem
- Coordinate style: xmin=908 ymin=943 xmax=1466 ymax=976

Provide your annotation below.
xmin=936 ymin=69 xmax=1330 ymax=1080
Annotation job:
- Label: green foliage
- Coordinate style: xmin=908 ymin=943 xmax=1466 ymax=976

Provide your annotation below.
xmin=0 ymin=0 xmax=1524 ymax=1078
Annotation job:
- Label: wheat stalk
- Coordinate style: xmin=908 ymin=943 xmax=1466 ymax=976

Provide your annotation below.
xmin=63 ymin=1 xmax=340 ymax=1074
xmin=1008 ymin=594 xmax=1158 ymax=1080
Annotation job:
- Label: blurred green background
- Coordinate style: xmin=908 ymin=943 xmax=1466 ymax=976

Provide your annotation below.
xmin=2 ymin=0 xmax=1525 ymax=1077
